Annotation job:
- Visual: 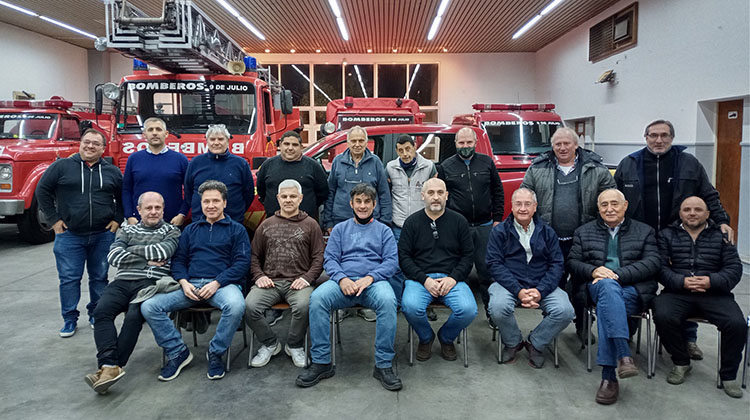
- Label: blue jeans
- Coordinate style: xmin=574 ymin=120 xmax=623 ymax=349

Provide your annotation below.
xmin=141 ymin=279 xmax=245 ymax=359
xmin=488 ymin=283 xmax=574 ymax=349
xmin=588 ymin=278 xmax=641 ymax=367
xmin=308 ymin=280 xmax=397 ymax=368
xmin=53 ymin=230 xmax=115 ymax=323
xmin=401 ymin=275 xmax=477 ymax=344
xmin=390 ymin=226 xmax=405 ymax=305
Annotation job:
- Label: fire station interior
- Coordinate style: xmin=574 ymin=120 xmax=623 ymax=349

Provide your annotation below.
xmin=0 ymin=0 xmax=748 ymax=418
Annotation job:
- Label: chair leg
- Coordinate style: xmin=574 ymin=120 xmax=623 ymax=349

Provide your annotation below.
xmin=554 ymin=337 xmax=559 ymax=368
xmin=191 ymin=312 xmax=198 ymax=347
xmin=248 ymin=330 xmax=255 ymax=369
xmin=742 ymin=316 xmax=749 ymax=389
xmin=242 ymin=320 xmax=248 ymax=348
xmin=645 ymin=312 xmax=652 ymax=379
xmin=463 ymin=328 xmax=468 ymax=368
xmin=305 ymin=328 xmax=310 ymax=368
xmin=586 ymin=308 xmax=592 ymax=373
xmin=635 ymin=317 xmax=642 ymax=354
xmin=331 ymin=311 xmax=337 ymax=367
xmin=225 ymin=346 xmax=231 ymax=372
xmin=651 ymin=333 xmax=660 ymax=378
xmin=408 ymin=326 xmax=414 ymax=366
xmin=335 ymin=310 xmax=342 ymax=344
xmin=492 ymin=326 xmax=496 ymax=342
xmin=717 ymin=329 xmax=723 ymax=389
xmin=497 ymin=327 xmax=502 ymax=364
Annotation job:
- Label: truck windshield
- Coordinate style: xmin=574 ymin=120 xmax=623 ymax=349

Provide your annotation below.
xmin=483 ymin=121 xmax=561 ymax=155
xmin=118 ymin=81 xmax=257 ymax=134
xmin=0 ymin=114 xmax=57 ymax=139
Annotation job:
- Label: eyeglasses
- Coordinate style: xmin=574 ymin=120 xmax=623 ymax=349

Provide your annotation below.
xmin=430 ymin=221 xmax=439 ymax=240
xmin=646 ymin=133 xmax=672 ymax=140
xmin=81 ymin=140 xmax=103 ymax=147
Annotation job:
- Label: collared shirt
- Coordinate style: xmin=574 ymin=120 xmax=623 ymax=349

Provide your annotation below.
xmin=513 ymin=218 xmax=535 ymax=263
xmin=556 ymin=155 xmax=578 ymax=176
xmin=146 ymin=145 xmax=169 ymax=155
xmin=608 ymin=220 xmax=624 ymax=238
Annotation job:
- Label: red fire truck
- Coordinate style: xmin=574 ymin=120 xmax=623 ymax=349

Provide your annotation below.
xmin=321 ymin=97 xmax=424 ymax=135
xmin=0 ymin=98 xmax=112 ymax=243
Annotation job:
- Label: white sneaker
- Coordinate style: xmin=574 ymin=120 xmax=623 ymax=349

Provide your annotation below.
xmin=285 ymin=344 xmax=307 ymax=368
xmin=251 ymin=341 xmax=281 ymax=367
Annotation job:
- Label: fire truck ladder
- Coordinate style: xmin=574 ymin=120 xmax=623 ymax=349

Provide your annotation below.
xmin=97 ymin=0 xmax=246 ymax=75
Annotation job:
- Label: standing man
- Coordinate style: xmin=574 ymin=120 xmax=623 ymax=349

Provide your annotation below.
xmin=122 ymin=117 xmax=188 ymax=226
xmin=615 ymin=119 xmax=734 ymax=358
xmin=84 ymin=191 xmax=180 ymax=394
xmin=399 ymin=178 xmax=477 ymax=362
xmin=141 ymin=180 xmax=249 ymax=381
xmin=386 ymin=134 xmax=436 ymax=305
xmin=36 ymin=128 xmax=123 ymax=337
xmin=567 ymin=189 xmax=661 ymax=405
xmin=323 ymin=125 xmax=392 ymax=322
xmin=486 ymin=188 xmax=574 ymax=368
xmin=653 ymin=196 xmax=746 ymax=398
xmin=297 ymin=184 xmax=401 ymax=391
xmin=245 ymin=179 xmax=325 ymax=369
xmin=520 ymin=127 xmax=615 ymax=341
xmin=256 ymin=131 xmax=328 ymax=220
xmin=437 ymin=126 xmax=504 ymax=323
xmin=183 ymin=124 xmax=254 ymax=224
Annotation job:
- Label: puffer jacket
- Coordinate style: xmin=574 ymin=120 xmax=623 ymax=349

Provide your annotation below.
xmin=567 ymin=217 xmax=660 ymax=307
xmin=385 ymin=154 xmax=435 ymax=228
xmin=437 ymin=152 xmax=504 ymax=224
xmin=657 ymin=219 xmax=742 ymax=295
xmin=520 ymin=148 xmax=615 ymax=226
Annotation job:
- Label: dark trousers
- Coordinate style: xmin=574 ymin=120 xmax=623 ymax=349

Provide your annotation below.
xmin=468 ymin=224 xmax=491 ymax=314
xmin=653 ymin=292 xmax=747 ymax=380
xmin=559 ymin=239 xmax=587 ymax=330
xmin=93 ymin=279 xmax=154 ymax=367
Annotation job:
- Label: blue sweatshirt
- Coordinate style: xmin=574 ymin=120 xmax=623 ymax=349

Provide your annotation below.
xmin=122 ymin=148 xmax=189 ymax=221
xmin=324 ymin=218 xmax=399 ymax=283
xmin=184 ymin=150 xmax=254 ymax=223
xmin=171 ymin=216 xmax=251 ymax=287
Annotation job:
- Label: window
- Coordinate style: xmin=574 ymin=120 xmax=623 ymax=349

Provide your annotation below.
xmin=413 ymin=133 xmax=457 ymax=164
xmin=344 ymin=64 xmax=373 ymax=98
xmin=377 ymin=64 xmax=407 ymax=98
xmin=280 ymin=64 xmax=311 ymax=106
xmin=60 ymin=118 xmax=80 ymax=141
xmin=311 ymin=136 xmax=385 ymax=172
xmin=407 ymin=64 xmax=438 ymax=106
xmin=313 ymin=65 xmax=342 ymax=106
xmin=589 ymin=2 xmax=638 ymax=63
xmin=484 ymin=121 xmax=560 ymax=155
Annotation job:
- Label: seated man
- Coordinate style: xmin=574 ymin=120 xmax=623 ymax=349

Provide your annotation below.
xmin=245 ymin=179 xmax=325 ymax=368
xmin=486 ymin=188 xmax=574 ymax=368
xmin=568 ymin=188 xmax=660 ymax=405
xmin=85 ymin=192 xmax=180 ymax=394
xmin=654 ymin=196 xmax=746 ymax=398
xmin=399 ymin=178 xmax=477 ymax=362
xmin=296 ymin=183 xmax=401 ymax=391
xmin=141 ymin=180 xmax=250 ymax=381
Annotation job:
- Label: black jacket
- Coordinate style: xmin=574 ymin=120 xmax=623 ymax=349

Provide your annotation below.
xmin=437 ymin=153 xmax=504 ymax=224
xmin=567 ymin=217 xmax=660 ymax=307
xmin=615 ymin=145 xmax=730 ymax=229
xmin=36 ymin=153 xmax=123 ymax=235
xmin=657 ymin=220 xmax=742 ymax=295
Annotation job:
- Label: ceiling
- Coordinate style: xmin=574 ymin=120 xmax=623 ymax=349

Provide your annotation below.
xmin=0 ymin=0 xmax=621 ymax=53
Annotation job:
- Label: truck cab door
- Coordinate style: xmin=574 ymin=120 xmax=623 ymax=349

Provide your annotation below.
xmin=58 ymin=117 xmax=81 ymax=158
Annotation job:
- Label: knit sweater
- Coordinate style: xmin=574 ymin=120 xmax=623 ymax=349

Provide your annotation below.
xmin=107 ymin=220 xmax=181 ymax=281
xmin=250 ymin=211 xmax=325 ymax=284
xmin=324 ymin=218 xmax=399 ymax=283
xmin=122 ymin=148 xmax=189 ymax=221
xmin=256 ymin=156 xmax=329 ymax=219
xmin=183 ymin=150 xmax=254 ymax=223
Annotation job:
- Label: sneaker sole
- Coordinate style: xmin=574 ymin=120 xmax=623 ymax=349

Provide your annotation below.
xmin=206 ymin=353 xmax=227 ymax=380
xmin=285 ymin=345 xmax=307 ymax=368
xmin=59 ymin=329 xmax=77 ymax=338
xmin=84 ymin=374 xmax=98 ymax=390
xmin=158 ymin=352 xmax=193 ymax=381
xmin=618 ymin=368 xmax=639 ymax=379
xmin=295 ymin=369 xmax=335 ymax=387
xmin=93 ymin=371 xmax=126 ymax=394
xmin=373 ymin=372 xmax=403 ymax=391
xmin=251 ymin=343 xmax=282 ymax=368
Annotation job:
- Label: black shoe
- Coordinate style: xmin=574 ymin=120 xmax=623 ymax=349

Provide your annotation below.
xmin=295 ymin=363 xmax=335 ymax=387
xmin=373 ymin=366 xmax=403 ymax=391
xmin=426 ymin=308 xmax=438 ymax=321
xmin=488 ymin=317 xmax=497 ymax=330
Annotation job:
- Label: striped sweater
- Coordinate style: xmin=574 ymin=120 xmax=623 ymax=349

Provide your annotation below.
xmin=107 ymin=220 xmax=181 ymax=281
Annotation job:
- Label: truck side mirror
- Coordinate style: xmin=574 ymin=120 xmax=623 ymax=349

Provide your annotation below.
xmin=95 ymin=85 xmax=104 ymax=115
xmin=280 ymin=90 xmax=293 ymax=115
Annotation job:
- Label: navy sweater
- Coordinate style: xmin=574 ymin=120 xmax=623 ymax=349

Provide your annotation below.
xmin=171 ymin=216 xmax=251 ymax=287
xmin=122 ymin=149 xmax=189 ymax=221
xmin=184 ymin=151 xmax=254 ymax=223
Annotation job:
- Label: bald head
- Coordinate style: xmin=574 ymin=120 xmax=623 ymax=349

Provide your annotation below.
xmin=597 ymin=189 xmax=628 ymax=227
xmin=421 ymin=177 xmax=449 ymax=216
xmin=137 ymin=191 xmax=165 ymax=227
xmin=679 ymin=196 xmax=709 ymax=230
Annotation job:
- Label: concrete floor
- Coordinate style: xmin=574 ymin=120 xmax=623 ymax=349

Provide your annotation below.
xmin=0 ymin=224 xmax=748 ymax=420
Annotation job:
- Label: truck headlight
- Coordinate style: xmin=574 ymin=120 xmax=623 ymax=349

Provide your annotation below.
xmin=0 ymin=164 xmax=11 ymax=191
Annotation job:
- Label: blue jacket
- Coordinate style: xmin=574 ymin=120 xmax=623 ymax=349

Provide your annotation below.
xmin=323 ymin=218 xmax=399 ymax=283
xmin=171 ymin=216 xmax=251 ymax=287
xmin=323 ymin=149 xmax=392 ymax=228
xmin=486 ymin=214 xmax=563 ymax=299
xmin=184 ymin=150 xmax=254 ymax=223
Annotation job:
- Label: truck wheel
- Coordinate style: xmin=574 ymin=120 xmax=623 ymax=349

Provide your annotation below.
xmin=17 ymin=196 xmax=54 ymax=244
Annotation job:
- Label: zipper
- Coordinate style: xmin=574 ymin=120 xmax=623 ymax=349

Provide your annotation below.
xmin=466 ymin=162 xmax=475 ymax=221
xmin=656 ymin=155 xmax=661 ymax=229
xmin=88 ymin=166 xmax=93 ymax=229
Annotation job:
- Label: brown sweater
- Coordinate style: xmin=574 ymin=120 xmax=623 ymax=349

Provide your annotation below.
xmin=250 ymin=210 xmax=325 ymax=285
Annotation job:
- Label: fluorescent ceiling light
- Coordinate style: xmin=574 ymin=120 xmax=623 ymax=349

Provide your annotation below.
xmin=328 ymin=0 xmax=349 ymax=41
xmin=40 ymin=16 xmax=97 ymax=39
xmin=293 ymin=65 xmax=332 ymax=102
xmin=436 ymin=0 xmax=450 ymax=17
xmin=0 ymin=0 xmax=37 ymax=16
xmin=336 ymin=17 xmax=349 ymax=41
xmin=513 ymin=0 xmax=564 ymax=39
xmin=405 ymin=64 xmax=420 ymax=98
xmin=217 ymin=0 xmax=265 ymax=40
xmin=427 ymin=0 xmax=450 ymax=41
xmin=354 ymin=65 xmax=368 ymax=98
xmin=328 ymin=0 xmax=342 ymax=18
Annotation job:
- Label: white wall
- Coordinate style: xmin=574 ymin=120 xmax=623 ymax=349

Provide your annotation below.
xmin=0 ymin=22 xmax=89 ymax=102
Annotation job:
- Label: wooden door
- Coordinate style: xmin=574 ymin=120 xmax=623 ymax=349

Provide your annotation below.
xmin=715 ymin=99 xmax=743 ymax=234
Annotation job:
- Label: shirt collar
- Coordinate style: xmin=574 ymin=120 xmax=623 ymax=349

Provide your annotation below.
xmin=146 ymin=146 xmax=169 ymax=155
xmin=513 ymin=218 xmax=535 ymax=234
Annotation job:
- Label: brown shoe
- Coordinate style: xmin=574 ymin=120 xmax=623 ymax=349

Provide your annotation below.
xmin=440 ymin=340 xmax=457 ymax=361
xmin=92 ymin=366 xmax=125 ymax=394
xmin=416 ymin=335 xmax=435 ymax=361
xmin=84 ymin=369 xmax=102 ymax=390
xmin=595 ymin=379 xmax=619 ymax=405
xmin=617 ymin=356 xmax=638 ymax=379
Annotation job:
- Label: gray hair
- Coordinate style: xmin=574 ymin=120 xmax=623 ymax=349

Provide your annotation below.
xmin=143 ymin=117 xmax=167 ymax=131
xmin=644 ymin=119 xmax=675 ymax=138
xmin=421 ymin=177 xmax=446 ymax=193
xmin=347 ymin=125 xmax=368 ymax=140
xmin=198 ymin=180 xmax=228 ymax=200
xmin=551 ymin=127 xmax=579 ymax=145
xmin=205 ymin=124 xmax=230 ymax=140
xmin=597 ymin=188 xmax=626 ymax=203
xmin=136 ymin=191 xmax=165 ymax=207
xmin=455 ymin=126 xmax=477 ymax=141
xmin=511 ymin=187 xmax=537 ymax=204
xmin=278 ymin=179 xmax=302 ymax=194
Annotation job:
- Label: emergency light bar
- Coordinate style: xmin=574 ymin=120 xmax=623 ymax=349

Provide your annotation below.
xmin=0 ymin=97 xmax=73 ymax=109
xmin=472 ymin=103 xmax=555 ymax=111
